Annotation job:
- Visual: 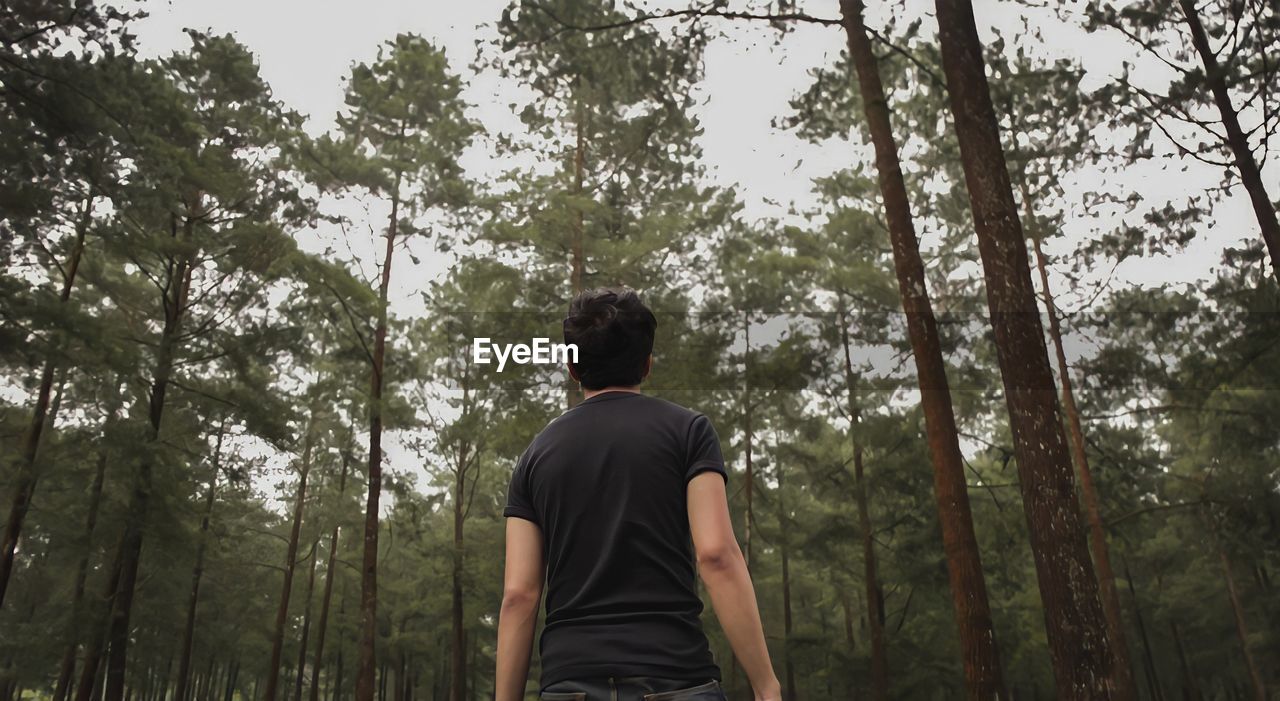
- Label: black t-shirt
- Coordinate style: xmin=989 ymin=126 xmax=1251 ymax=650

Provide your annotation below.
xmin=503 ymin=391 xmax=728 ymax=689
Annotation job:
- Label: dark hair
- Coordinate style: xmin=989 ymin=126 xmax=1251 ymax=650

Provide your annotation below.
xmin=563 ymin=287 xmax=657 ymax=390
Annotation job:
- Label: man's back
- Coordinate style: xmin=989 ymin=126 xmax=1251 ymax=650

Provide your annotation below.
xmin=504 ymin=390 xmax=727 ymax=688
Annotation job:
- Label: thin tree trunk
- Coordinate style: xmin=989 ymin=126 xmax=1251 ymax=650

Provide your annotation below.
xmin=776 ymin=457 xmax=797 ymax=701
xmin=854 ymin=446 xmax=887 ymax=701
xmin=201 ymin=656 xmax=215 ymax=700
xmin=294 ymin=540 xmax=320 ymax=701
xmin=565 ymin=98 xmax=588 ymax=410
xmin=224 ymin=658 xmax=240 ymax=701
xmin=563 ymin=99 xmax=591 ymax=411
xmin=0 ymin=195 xmax=92 ymax=607
xmin=53 ymin=426 xmax=112 ymax=701
xmin=397 ymin=655 xmax=407 ymax=701
xmin=265 ymin=422 xmax=316 ymax=701
xmin=571 ymin=99 xmax=586 ymax=294
xmin=466 ymin=632 xmax=475 ymax=701
xmin=335 ymin=585 xmax=346 ymax=701
xmin=838 ymin=2 xmax=1006 ymax=696
xmin=1118 ymin=557 xmax=1163 ymax=701
xmin=357 ymin=178 xmax=400 ymax=701
xmin=840 ymin=310 xmax=887 ymax=700
xmin=158 ymin=653 xmax=172 ymax=701
xmin=176 ymin=423 xmax=226 ymax=701
xmin=1029 ymin=231 xmax=1137 ymax=700
xmin=841 ymin=591 xmax=855 ymax=649
xmin=742 ymin=313 xmax=754 ymax=574
xmin=1216 ymin=548 xmax=1264 ymax=701
xmin=130 ymin=668 xmax=143 ymax=701
xmin=1170 ymin=621 xmax=1200 ymax=701
xmin=93 ymin=646 xmax=107 ymax=701
xmin=309 ymin=444 xmax=351 ymax=701
xmin=449 ymin=453 xmax=466 ymax=701
xmin=1176 ymin=0 xmax=1280 ymax=282
xmin=104 ymin=235 xmax=196 ymax=701
xmin=73 ymin=549 xmax=124 ymax=701
xmin=932 ymin=1 xmax=1114 ymax=695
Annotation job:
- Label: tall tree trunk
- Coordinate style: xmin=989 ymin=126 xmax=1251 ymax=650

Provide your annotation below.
xmin=310 ymin=444 xmax=351 ymax=701
xmin=1119 ymin=557 xmax=1164 ymax=701
xmin=358 ymin=180 xmax=400 ymax=701
xmin=467 ymin=632 xmax=476 ymax=701
xmin=176 ymin=423 xmax=225 ymax=701
xmin=449 ymin=448 xmax=467 ymax=701
xmin=1169 ymin=621 xmax=1200 ymax=701
xmin=571 ymin=98 xmax=586 ymax=296
xmin=294 ymin=539 xmax=321 ymax=701
xmin=565 ymin=99 xmax=588 ymax=410
xmin=854 ymin=446 xmax=887 ymax=701
xmin=53 ymin=422 xmax=112 ymax=701
xmin=397 ymin=654 xmax=408 ymax=701
xmin=1176 ymin=0 xmax=1280 ymax=281
xmin=104 ymin=211 xmax=198 ymax=701
xmin=201 ymin=656 xmax=215 ymax=700
xmin=158 ymin=654 xmax=172 ymax=701
xmin=840 ymin=591 xmax=855 ymax=649
xmin=0 ymin=195 xmax=92 ymax=608
xmin=932 ymin=1 xmax=1114 ymax=696
xmin=776 ymin=457 xmax=796 ymax=701
xmin=335 ymin=584 xmax=346 ymax=701
xmin=266 ymin=422 xmax=316 ymax=701
xmin=93 ymin=644 xmax=108 ymax=701
xmin=72 ymin=539 xmax=125 ymax=701
xmin=841 ymin=310 xmax=887 ymax=701
xmin=224 ymin=658 xmax=240 ymax=701
xmin=1028 ymin=231 xmax=1137 ymax=700
xmin=838 ymin=2 xmax=1007 ymax=696
xmin=742 ymin=313 xmax=754 ymax=574
xmin=1216 ymin=548 xmax=1264 ymax=701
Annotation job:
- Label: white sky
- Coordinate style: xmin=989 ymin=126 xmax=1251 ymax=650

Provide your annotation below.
xmin=122 ymin=0 xmax=1278 ymax=495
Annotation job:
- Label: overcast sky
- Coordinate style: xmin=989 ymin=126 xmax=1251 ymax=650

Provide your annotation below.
xmin=123 ymin=0 xmax=1277 ymax=494
xmin=130 ymin=0 xmax=1274 ymax=306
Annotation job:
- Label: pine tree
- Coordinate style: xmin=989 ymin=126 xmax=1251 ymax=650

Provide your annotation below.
xmin=303 ymin=34 xmax=477 ymax=701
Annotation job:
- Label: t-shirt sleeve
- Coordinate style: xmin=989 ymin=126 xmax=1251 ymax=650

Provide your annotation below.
xmin=685 ymin=413 xmax=728 ymax=484
xmin=503 ymin=449 xmax=539 ymax=524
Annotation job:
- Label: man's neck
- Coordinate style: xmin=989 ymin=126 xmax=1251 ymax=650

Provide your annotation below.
xmin=582 ymin=385 xmax=642 ymax=400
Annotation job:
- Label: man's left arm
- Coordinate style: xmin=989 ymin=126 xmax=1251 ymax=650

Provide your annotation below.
xmin=495 ymin=516 xmax=544 ymax=701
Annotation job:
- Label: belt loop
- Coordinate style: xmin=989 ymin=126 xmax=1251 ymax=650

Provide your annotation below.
xmin=609 ymin=676 xmax=617 ymax=701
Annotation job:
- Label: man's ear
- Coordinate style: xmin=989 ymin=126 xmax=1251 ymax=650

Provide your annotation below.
xmin=567 ymin=362 xmax=580 ymax=383
xmin=642 ymin=354 xmax=653 ymax=380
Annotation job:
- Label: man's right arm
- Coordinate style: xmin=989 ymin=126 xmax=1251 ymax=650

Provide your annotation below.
xmin=687 ymin=471 xmax=782 ymax=701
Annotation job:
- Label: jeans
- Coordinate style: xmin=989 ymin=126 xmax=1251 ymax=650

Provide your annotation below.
xmin=540 ymin=677 xmax=726 ymax=701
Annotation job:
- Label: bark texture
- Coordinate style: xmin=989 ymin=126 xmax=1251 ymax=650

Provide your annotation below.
xmin=357 ymin=185 xmax=400 ymax=701
xmin=839 ymin=1 xmax=1006 ymax=696
xmin=932 ymin=1 xmax=1114 ymax=696
xmin=1030 ymin=233 xmax=1136 ymax=700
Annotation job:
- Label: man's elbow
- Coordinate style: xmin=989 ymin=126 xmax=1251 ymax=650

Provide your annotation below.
xmin=501 ymin=585 xmax=541 ymax=612
xmin=696 ymin=542 xmax=744 ymax=579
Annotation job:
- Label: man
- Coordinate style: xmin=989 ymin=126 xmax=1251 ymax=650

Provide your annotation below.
xmin=495 ymin=288 xmax=781 ymax=701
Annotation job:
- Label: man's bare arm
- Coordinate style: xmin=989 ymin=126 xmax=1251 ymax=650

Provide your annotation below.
xmin=495 ymin=517 xmax=544 ymax=701
xmin=687 ymin=471 xmax=782 ymax=701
